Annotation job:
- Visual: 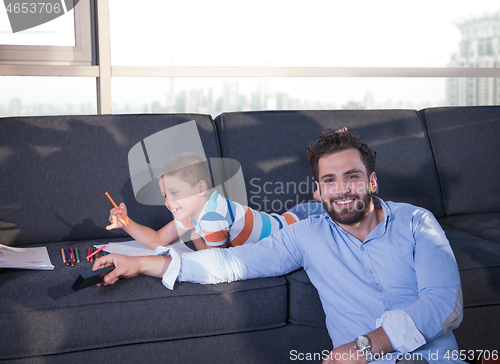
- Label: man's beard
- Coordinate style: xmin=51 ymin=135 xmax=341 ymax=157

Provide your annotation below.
xmin=322 ymin=191 xmax=372 ymax=225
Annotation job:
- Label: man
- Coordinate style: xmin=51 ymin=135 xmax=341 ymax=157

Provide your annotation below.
xmin=95 ymin=129 xmax=464 ymax=364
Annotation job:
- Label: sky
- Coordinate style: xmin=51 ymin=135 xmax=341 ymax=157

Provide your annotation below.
xmin=108 ymin=0 xmax=498 ymax=67
xmin=0 ymin=0 xmax=499 ymax=112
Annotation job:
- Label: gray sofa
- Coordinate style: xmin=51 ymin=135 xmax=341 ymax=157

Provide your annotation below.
xmin=1 ymin=107 xmax=499 ymax=363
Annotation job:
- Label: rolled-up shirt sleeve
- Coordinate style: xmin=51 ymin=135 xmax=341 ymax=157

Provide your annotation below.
xmin=155 ymin=219 xmax=310 ymax=289
xmin=376 ymin=309 xmax=426 ymax=353
xmin=154 ymin=246 xmax=181 ymax=290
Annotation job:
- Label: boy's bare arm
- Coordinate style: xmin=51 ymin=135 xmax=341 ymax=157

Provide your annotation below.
xmin=122 ymin=220 xmax=180 ymax=250
xmin=93 ymin=253 xmax=172 ymax=286
xmin=157 ymin=220 xmax=181 ymax=246
xmin=107 ymin=203 xmax=180 ymax=249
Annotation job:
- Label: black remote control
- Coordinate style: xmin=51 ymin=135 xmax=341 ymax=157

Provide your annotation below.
xmin=71 ymin=265 xmax=115 ymax=291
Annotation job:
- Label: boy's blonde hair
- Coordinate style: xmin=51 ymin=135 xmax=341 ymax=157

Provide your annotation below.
xmin=157 ymin=152 xmax=213 ymax=189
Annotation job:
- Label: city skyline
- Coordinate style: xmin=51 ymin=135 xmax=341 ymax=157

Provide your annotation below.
xmin=1 ymin=78 xmax=447 ymax=117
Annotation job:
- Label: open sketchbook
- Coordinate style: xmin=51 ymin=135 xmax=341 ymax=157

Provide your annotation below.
xmin=94 ymin=239 xmax=194 ymax=257
xmin=0 ymin=244 xmax=55 ymax=270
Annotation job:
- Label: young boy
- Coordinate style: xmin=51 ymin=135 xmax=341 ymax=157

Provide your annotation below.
xmin=107 ymin=153 xmax=322 ymax=251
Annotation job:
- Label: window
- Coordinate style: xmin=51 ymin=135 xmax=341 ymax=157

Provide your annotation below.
xmin=486 ymin=39 xmax=493 ymax=56
xmin=111 ymin=77 xmax=452 ymax=115
xmin=0 ymin=2 xmax=75 ymax=46
xmin=0 ymin=0 xmax=93 ymax=65
xmin=107 ymin=0 xmax=500 ymax=116
xmin=109 ymin=0 xmax=498 ymax=68
xmin=0 ymin=0 xmax=97 ymax=115
xmin=1 ymin=0 xmax=499 ymax=117
xmin=0 ymin=76 xmax=97 ymax=116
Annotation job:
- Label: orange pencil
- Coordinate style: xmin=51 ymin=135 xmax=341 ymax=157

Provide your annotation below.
xmin=105 ymin=192 xmax=129 ymax=226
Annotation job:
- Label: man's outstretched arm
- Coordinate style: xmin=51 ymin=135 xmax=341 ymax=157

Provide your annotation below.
xmin=93 ymin=218 xmax=310 ymax=288
xmin=93 ymin=253 xmax=172 ymax=285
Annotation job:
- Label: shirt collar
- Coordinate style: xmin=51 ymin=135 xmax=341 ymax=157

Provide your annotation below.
xmin=189 ymin=190 xmax=218 ymax=226
xmin=374 ymin=196 xmax=391 ymax=227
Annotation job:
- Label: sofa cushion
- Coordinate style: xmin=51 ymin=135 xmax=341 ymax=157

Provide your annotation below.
xmin=443 ymin=225 xmax=500 ymax=352
xmin=452 ymin=305 xmax=500 ymax=353
xmin=0 ymin=326 xmax=331 ymax=364
xmin=0 ymin=114 xmax=220 ymax=246
xmin=215 ymin=110 xmax=444 ymax=218
xmin=440 ymin=213 xmax=500 ymax=245
xmin=285 ymin=268 xmax=326 ymax=329
xmin=443 ymin=226 xmax=500 ymax=308
xmin=0 ymin=239 xmax=288 ymax=360
xmin=420 ymin=106 xmax=500 ymax=216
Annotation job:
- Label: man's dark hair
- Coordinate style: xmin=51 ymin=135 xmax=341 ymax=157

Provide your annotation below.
xmin=306 ymin=128 xmax=377 ymax=181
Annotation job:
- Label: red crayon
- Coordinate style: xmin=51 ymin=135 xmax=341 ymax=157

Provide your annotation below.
xmin=86 ymin=245 xmax=106 ymax=261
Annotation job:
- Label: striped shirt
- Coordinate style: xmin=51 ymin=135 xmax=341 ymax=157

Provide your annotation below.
xmin=175 ymin=191 xmax=299 ymax=247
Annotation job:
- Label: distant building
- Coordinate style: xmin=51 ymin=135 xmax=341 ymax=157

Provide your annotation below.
xmin=447 ymin=12 xmax=500 ymax=106
xmin=8 ymin=98 xmax=22 ymax=116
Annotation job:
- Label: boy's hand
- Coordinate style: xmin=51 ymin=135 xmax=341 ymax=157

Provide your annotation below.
xmin=106 ymin=203 xmax=129 ymax=230
xmin=92 ymin=254 xmax=140 ymax=285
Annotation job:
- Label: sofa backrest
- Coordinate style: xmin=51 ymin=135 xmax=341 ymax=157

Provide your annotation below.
xmin=0 ymin=114 xmax=220 ymax=246
xmin=215 ymin=110 xmax=444 ymax=218
xmin=420 ymin=106 xmax=500 ymax=216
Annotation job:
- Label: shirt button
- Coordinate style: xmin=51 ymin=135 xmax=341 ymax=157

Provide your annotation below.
xmin=360 ymin=246 xmax=365 ymax=251
xmin=369 ymin=269 xmax=373 ymax=273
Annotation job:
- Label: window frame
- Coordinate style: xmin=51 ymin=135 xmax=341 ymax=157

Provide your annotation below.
xmin=0 ymin=0 xmax=94 ymax=66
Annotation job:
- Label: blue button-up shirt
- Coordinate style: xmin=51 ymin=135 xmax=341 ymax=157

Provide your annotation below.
xmin=159 ymin=198 xmax=464 ymax=363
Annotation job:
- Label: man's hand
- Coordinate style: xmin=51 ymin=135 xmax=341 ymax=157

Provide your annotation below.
xmin=92 ymin=254 xmax=141 ymax=285
xmin=322 ymin=341 xmax=367 ymax=364
xmin=92 ymin=253 xmax=172 ymax=286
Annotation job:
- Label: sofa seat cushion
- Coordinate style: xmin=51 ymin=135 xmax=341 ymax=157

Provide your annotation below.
xmin=285 ymin=268 xmax=326 ymax=329
xmin=0 ymin=239 xmax=288 ymax=360
xmin=439 ymin=213 xmax=500 ymax=245
xmin=0 ymin=326 xmax=332 ymax=364
xmin=443 ymin=226 xmax=500 ymax=308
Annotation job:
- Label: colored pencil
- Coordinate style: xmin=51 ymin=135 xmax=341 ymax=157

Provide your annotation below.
xmin=105 ymin=192 xmax=129 ymax=225
xmin=86 ymin=245 xmax=107 ymax=260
